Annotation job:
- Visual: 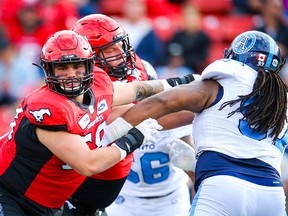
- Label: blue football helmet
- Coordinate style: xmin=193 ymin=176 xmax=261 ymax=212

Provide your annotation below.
xmin=224 ymin=30 xmax=284 ymax=72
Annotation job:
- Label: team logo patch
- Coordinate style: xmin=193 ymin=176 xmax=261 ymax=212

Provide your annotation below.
xmin=232 ymin=33 xmax=256 ymax=54
xmin=29 ymin=108 xmax=51 ymax=122
xmin=78 ymin=113 xmax=90 ymax=130
xmin=97 ymin=99 xmax=108 ymax=115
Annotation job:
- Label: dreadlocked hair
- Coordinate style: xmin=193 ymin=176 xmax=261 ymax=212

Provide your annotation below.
xmin=219 ymin=63 xmax=288 ymax=142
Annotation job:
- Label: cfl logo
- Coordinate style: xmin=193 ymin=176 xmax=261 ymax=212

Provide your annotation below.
xmin=272 ymin=59 xmax=279 ymax=67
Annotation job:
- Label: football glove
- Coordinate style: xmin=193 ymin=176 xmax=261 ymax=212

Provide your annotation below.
xmin=113 ymin=118 xmax=162 ymax=160
xmin=102 ymin=117 xmax=133 ymax=146
xmin=167 ymin=138 xmax=196 ymax=172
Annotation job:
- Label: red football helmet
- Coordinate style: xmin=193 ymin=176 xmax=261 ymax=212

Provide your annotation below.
xmin=41 ymin=30 xmax=95 ymax=97
xmin=71 ymin=14 xmax=136 ymax=78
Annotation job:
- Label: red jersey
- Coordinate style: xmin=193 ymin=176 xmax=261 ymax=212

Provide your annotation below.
xmin=0 ymin=69 xmax=113 ymax=211
xmin=93 ymin=55 xmax=154 ymax=180
xmin=68 ymin=57 xmax=157 ymax=210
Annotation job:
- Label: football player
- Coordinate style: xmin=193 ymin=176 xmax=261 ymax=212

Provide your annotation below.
xmin=0 ymin=30 xmax=196 ymax=215
xmin=118 ymin=30 xmax=288 ymax=216
xmin=60 ymin=14 xmax=196 ymax=216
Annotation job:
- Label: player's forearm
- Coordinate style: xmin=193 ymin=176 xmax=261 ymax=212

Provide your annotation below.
xmin=112 ymin=80 xmax=164 ymax=106
xmin=36 ymin=128 xmax=123 ymax=177
xmin=120 ymin=93 xmax=172 ymax=126
xmin=157 ymin=111 xmax=195 ymax=130
xmin=112 ymin=74 xmax=197 ymax=106
xmin=79 ymin=146 xmax=122 ymax=176
xmin=83 ymin=119 xmax=161 ymax=176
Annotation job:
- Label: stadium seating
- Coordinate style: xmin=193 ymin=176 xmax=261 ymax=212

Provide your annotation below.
xmin=221 ymin=15 xmax=257 ymax=42
xmin=189 ymin=0 xmax=233 ymax=14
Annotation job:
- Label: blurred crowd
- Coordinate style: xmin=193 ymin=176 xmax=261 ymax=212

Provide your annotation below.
xmin=0 ymin=0 xmax=288 ymax=205
xmin=0 ymin=0 xmax=287 ymax=110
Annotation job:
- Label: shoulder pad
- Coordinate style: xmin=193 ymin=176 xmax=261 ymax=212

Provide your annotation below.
xmin=24 ymin=87 xmax=79 ymax=131
xmin=201 ymin=59 xmax=236 ymax=80
xmin=141 ymin=59 xmax=158 ymax=80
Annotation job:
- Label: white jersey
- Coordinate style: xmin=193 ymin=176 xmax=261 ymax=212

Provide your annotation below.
xmin=106 ymin=60 xmax=192 ymax=216
xmin=190 ymin=59 xmax=288 ymax=216
xmin=106 ymin=125 xmax=192 ymax=216
xmin=121 ymin=125 xmax=192 ymax=197
xmin=193 ymin=59 xmax=288 ymax=175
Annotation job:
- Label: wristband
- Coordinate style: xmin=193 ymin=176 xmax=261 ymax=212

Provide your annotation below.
xmin=113 ymin=127 xmax=144 ymax=160
xmin=112 ymin=143 xmax=127 ymax=160
xmin=166 ymin=74 xmax=195 ymax=87
xmin=161 ymin=80 xmax=173 ymax=91
xmin=193 ymin=74 xmax=202 ymax=81
xmin=102 ymin=117 xmax=133 ymax=146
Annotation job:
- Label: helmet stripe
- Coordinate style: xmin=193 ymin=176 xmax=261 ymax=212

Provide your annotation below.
xmin=265 ymin=37 xmax=275 ymax=69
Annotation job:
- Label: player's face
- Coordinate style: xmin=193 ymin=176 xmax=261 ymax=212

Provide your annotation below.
xmin=98 ymin=41 xmax=126 ymax=67
xmin=54 ymin=62 xmax=86 ymax=88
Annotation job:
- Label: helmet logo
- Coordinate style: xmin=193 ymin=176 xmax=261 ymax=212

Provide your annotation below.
xmin=61 ymin=54 xmax=78 ymax=60
xmin=113 ymin=33 xmax=125 ymax=41
xmin=272 ymin=59 xmax=279 ymax=67
xmin=232 ymin=33 xmax=256 ymax=54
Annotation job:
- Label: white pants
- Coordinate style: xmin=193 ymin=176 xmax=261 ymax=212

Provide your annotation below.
xmin=190 ymin=175 xmax=286 ymax=216
xmin=106 ymin=184 xmax=191 ymax=216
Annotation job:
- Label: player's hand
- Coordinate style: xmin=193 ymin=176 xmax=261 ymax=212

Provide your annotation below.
xmin=135 ymin=118 xmax=162 ymax=145
xmin=113 ymin=118 xmax=162 ymax=160
xmin=102 ymin=117 xmax=133 ymax=146
xmin=167 ymin=138 xmax=196 ymax=172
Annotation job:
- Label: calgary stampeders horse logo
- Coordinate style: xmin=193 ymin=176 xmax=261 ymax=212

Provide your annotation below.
xmin=29 ymin=108 xmax=52 ymax=122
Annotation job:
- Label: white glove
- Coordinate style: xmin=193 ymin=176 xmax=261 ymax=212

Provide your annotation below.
xmin=167 ymin=138 xmax=196 ymax=172
xmin=112 ymin=118 xmax=163 ymax=160
xmin=102 ymin=117 xmax=133 ymax=146
xmin=135 ymin=118 xmax=163 ymax=145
